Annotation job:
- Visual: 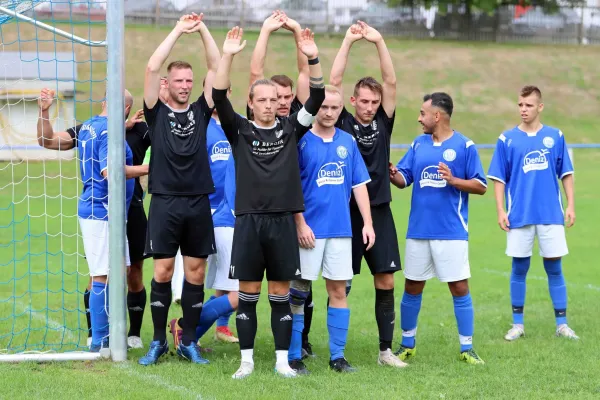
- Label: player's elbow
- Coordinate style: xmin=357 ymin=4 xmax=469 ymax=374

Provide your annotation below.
xmin=329 ymin=75 xmax=342 ymax=88
xmin=474 ymin=184 xmax=487 ymax=195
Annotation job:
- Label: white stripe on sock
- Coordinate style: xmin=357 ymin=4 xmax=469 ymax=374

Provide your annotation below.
xmin=402 ymin=328 xmax=417 ymax=337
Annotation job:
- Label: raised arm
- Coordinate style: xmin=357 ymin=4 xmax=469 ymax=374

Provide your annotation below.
xmin=282 ymin=16 xmax=309 ymax=104
xmin=329 ymin=24 xmax=363 ymax=98
xmin=359 ymin=21 xmax=396 ymax=117
xmin=144 ymin=14 xmax=203 ymax=109
xmin=249 ymin=11 xmax=286 ymax=87
xmin=198 ymin=21 xmax=221 ymax=108
xmin=36 ymin=88 xmax=77 ymax=150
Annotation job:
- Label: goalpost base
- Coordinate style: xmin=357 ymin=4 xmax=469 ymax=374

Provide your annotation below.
xmin=0 ymin=349 xmax=110 ymax=363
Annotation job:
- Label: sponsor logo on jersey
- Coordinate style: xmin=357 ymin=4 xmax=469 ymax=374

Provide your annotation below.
xmin=543 ymin=136 xmax=555 ymax=149
xmin=275 ymin=129 xmax=283 ymax=139
xmin=419 ymin=165 xmax=447 ymax=188
xmin=443 ymin=149 xmax=457 ymax=162
xmin=336 ymin=145 xmax=348 ymax=159
xmin=316 ymin=162 xmax=346 ymax=187
xmin=80 ymin=123 xmax=99 ymax=139
xmin=210 ymin=140 xmax=231 ymax=162
xmin=522 ymin=149 xmax=549 ymax=173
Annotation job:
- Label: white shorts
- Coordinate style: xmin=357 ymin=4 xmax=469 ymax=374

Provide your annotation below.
xmin=506 ymin=224 xmax=568 ymax=258
xmin=79 ymin=218 xmax=130 ymax=277
xmin=205 ymin=227 xmax=238 ymax=291
xmin=299 ymin=238 xmax=353 ymax=281
xmin=404 ymin=239 xmax=470 ymax=283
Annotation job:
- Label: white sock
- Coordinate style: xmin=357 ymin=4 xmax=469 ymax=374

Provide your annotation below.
xmin=241 ymin=349 xmax=254 ymax=364
xmin=275 ymin=350 xmax=288 ymax=365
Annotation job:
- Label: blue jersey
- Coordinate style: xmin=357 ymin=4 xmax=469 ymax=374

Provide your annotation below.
xmin=77 ymin=116 xmax=135 ymax=220
xmin=298 ymin=129 xmax=370 ymax=239
xmin=487 ymin=125 xmax=573 ymax=228
xmin=396 ymin=132 xmax=487 ymax=240
xmin=206 ymin=117 xmax=231 ymax=209
xmin=212 ymin=156 xmax=236 ymax=228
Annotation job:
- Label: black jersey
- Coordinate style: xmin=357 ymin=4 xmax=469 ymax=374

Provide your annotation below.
xmin=143 ymin=95 xmax=215 ymax=196
xmin=336 ymin=105 xmax=395 ymax=206
xmin=125 ymin=121 xmax=151 ymax=207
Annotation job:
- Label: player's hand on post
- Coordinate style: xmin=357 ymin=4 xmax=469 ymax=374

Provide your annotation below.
xmin=438 ymin=162 xmax=455 ymax=185
xmin=298 ymin=28 xmax=318 ymax=59
xmin=176 ymin=13 xmax=203 ymax=34
xmin=297 ymin=222 xmax=316 ymax=249
xmin=38 ymin=88 xmax=55 ymax=111
xmin=357 ymin=20 xmax=382 ymax=43
xmin=363 ymin=224 xmax=376 ymax=251
xmin=565 ymin=205 xmax=576 ymax=228
xmin=125 ymin=109 xmax=144 ymax=130
xmin=497 ymin=210 xmax=510 ymax=232
xmin=222 ymin=26 xmax=247 ymax=55
xmin=345 ymin=23 xmax=364 ymax=43
xmin=262 ymin=10 xmax=286 ymax=33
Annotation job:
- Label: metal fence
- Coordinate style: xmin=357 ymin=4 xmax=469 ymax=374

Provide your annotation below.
xmin=28 ymin=1 xmax=600 ymax=45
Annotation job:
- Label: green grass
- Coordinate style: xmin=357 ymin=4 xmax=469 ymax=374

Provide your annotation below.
xmin=1 ymin=21 xmax=600 ymax=399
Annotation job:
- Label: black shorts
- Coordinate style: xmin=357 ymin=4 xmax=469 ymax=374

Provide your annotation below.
xmin=351 ymin=202 xmax=401 ymax=275
xmin=229 ymin=213 xmax=300 ymax=282
xmin=145 ymin=194 xmax=215 ymax=259
xmin=127 ymin=205 xmax=150 ymax=263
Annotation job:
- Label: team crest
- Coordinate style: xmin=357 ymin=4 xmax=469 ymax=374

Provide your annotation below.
xmin=336 ymin=145 xmax=348 ymax=159
xmin=443 ymin=149 xmax=456 ymax=162
xmin=371 ymin=120 xmax=377 ymax=130
xmin=354 ymin=125 xmax=359 ymax=131
xmin=275 ymin=130 xmax=283 ymax=139
xmin=543 ymin=136 xmax=554 ymax=148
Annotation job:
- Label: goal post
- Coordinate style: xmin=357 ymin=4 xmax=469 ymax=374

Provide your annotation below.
xmin=0 ymin=0 xmax=126 ymax=362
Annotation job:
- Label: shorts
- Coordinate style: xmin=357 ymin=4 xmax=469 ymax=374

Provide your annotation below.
xmin=127 ymin=205 xmax=150 ymax=263
xmin=351 ymin=203 xmax=401 ymax=275
xmin=404 ymin=239 xmax=470 ymax=283
xmin=299 ymin=238 xmax=353 ymax=281
xmin=506 ymin=224 xmax=568 ymax=258
xmin=206 ymin=227 xmax=239 ymax=291
xmin=80 ymin=218 xmax=130 ymax=277
xmin=145 ymin=194 xmax=215 ymax=259
xmin=229 ymin=213 xmax=300 ymax=282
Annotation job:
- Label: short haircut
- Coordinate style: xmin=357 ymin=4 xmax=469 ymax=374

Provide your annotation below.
xmin=353 ymin=77 xmax=383 ymax=98
xmin=270 ymin=74 xmax=294 ymax=90
xmin=423 ymin=92 xmax=453 ymax=117
xmin=520 ymin=85 xmax=542 ymax=100
xmin=325 ymin=84 xmax=341 ymax=96
xmin=249 ymin=79 xmax=277 ymax=101
xmin=167 ymin=60 xmax=192 ymax=73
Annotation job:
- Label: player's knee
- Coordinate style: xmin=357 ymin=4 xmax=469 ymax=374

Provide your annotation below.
xmin=404 ymin=278 xmax=425 ymax=295
xmin=374 ymin=272 xmax=394 ymax=290
xmin=240 ymin=281 xmax=261 ymax=294
xmin=227 ymin=291 xmax=239 ymax=310
xmin=512 ymin=257 xmax=531 ymax=276
xmin=543 ymin=257 xmax=562 ymax=275
xmin=448 ymin=279 xmax=469 ymax=297
xmin=326 ymin=280 xmax=347 ymax=303
xmin=290 ymin=280 xmax=311 ymax=307
xmin=93 ymin=275 xmax=108 ymax=284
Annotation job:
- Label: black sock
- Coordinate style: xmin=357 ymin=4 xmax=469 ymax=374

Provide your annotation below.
xmin=375 ymin=288 xmax=395 ymax=351
xmin=237 ymin=291 xmax=260 ymax=350
xmin=150 ymin=279 xmax=172 ymax=342
xmin=127 ymin=287 xmax=146 ymax=337
xmin=180 ymin=280 xmax=205 ymax=346
xmin=269 ymin=293 xmax=292 ymax=351
xmin=84 ymin=289 xmax=92 ymax=338
xmin=302 ymin=288 xmax=313 ymax=345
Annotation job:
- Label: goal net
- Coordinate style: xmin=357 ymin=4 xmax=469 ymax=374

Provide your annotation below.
xmin=0 ymin=0 xmax=112 ymax=361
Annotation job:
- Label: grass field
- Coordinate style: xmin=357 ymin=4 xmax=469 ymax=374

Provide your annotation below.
xmin=1 ymin=22 xmax=600 ymax=400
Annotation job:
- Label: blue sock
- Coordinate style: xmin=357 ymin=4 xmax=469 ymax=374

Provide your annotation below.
xmin=543 ymin=258 xmax=568 ymax=326
xmin=400 ymin=292 xmax=422 ymax=348
xmin=511 ymin=257 xmax=531 ymax=325
xmin=195 ymin=295 xmax=234 ymax=341
xmin=288 ymin=313 xmax=304 ymax=361
xmin=217 ymin=309 xmax=234 ymax=328
xmin=90 ymin=281 xmax=109 ymax=346
xmin=453 ymin=293 xmax=474 ymax=352
xmin=327 ymin=307 xmax=350 ymax=361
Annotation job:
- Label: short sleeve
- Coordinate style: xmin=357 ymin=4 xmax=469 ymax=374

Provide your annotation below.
xmin=193 ymin=93 xmax=214 ymax=125
xmin=556 ymin=131 xmax=574 ymax=179
xmin=487 ymin=134 xmax=509 ymax=185
xmin=290 ymin=97 xmax=303 ymax=115
xmin=465 ymin=140 xmax=487 ymax=188
xmin=376 ymin=105 xmax=395 ymax=136
xmin=67 ymin=124 xmax=83 ymax=141
xmin=143 ymin=99 xmax=163 ymax=128
xmin=396 ymin=142 xmax=416 ymax=187
xmin=351 ymin=138 xmax=370 ymax=187
xmin=99 ymin=135 xmax=108 ymax=174
xmin=288 ymin=108 xmax=314 ymax=142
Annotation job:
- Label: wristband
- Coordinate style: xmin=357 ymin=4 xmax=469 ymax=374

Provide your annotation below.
xmin=308 ymin=57 xmax=319 ymax=65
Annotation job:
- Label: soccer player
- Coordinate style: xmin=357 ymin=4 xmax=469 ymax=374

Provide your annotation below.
xmin=138 ymin=13 xmax=220 ymax=366
xmin=37 ymin=89 xmax=150 ymax=349
xmin=487 ymin=85 xmax=578 ymax=341
xmin=287 ymin=85 xmax=376 ymax=374
xmin=390 ymin=92 xmax=487 ymax=365
xmin=329 ymin=21 xmax=404 ymax=366
xmin=212 ymin=26 xmax=325 ymax=378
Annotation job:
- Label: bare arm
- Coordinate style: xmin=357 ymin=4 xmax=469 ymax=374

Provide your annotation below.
xmin=294 ymin=213 xmax=315 ymax=249
xmin=491 ymin=179 xmax=510 ymax=231
xmin=249 ymin=12 xmax=285 ymax=87
xmin=36 ymin=88 xmax=76 ymax=150
xmin=282 ymin=17 xmax=309 ymax=104
xmin=102 ymin=165 xmax=148 ymax=180
xmin=390 ymin=171 xmax=406 ymax=189
xmin=144 ymin=14 xmax=202 ymax=109
xmin=562 ymin=174 xmax=575 ymax=227
xmin=352 ymin=184 xmax=375 ymax=251
xmin=198 ymin=22 xmax=220 ymax=108
xmin=329 ymin=24 xmax=363 ymax=98
xmin=439 ymin=163 xmax=486 ymax=195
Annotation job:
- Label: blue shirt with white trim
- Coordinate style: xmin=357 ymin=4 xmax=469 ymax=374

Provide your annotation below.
xmin=206 ymin=117 xmax=231 ymax=209
xmin=487 ymin=125 xmax=573 ymax=228
xmin=396 ymin=132 xmax=487 ymax=240
xmin=77 ymin=115 xmax=135 ymax=220
xmin=212 ymin=156 xmax=236 ymax=228
xmin=298 ymin=128 xmax=371 ymax=239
